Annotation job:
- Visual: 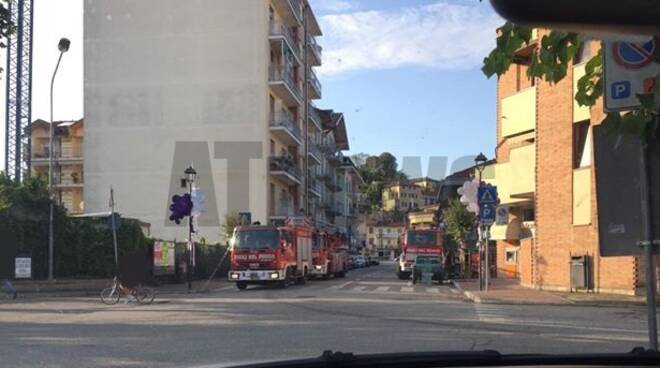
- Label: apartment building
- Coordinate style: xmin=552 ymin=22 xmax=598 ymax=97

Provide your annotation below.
xmin=334 ymin=156 xmax=365 ymax=247
xmin=382 ymin=177 xmax=440 ymax=212
xmin=30 ymin=119 xmax=85 ymax=214
xmin=366 ymin=222 xmax=403 ymax=259
xmin=490 ymin=31 xmax=644 ymax=294
xmin=84 ymin=0 xmax=346 ymax=242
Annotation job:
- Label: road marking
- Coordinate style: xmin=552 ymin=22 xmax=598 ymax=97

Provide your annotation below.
xmin=331 ymin=281 xmax=353 ymax=289
xmin=213 ymin=286 xmax=235 ymax=292
xmin=426 ymin=288 xmax=439 ymax=293
xmin=450 ymin=288 xmax=459 ymax=294
xmin=401 ymin=287 xmax=414 ymax=292
xmin=375 ymin=286 xmax=389 ymax=292
xmin=352 ymin=286 xmax=366 ymax=292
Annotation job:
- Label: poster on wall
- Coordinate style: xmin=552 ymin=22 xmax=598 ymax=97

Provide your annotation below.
xmin=153 ymin=240 xmax=175 ymax=275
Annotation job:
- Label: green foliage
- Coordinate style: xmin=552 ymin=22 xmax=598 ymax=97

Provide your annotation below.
xmin=442 ymin=198 xmax=475 ymax=246
xmin=483 ymin=22 xmax=660 ymax=139
xmin=354 ymin=152 xmax=406 ymax=212
xmin=221 ymin=212 xmax=240 ymax=242
xmin=0 ymin=174 xmax=152 ymax=278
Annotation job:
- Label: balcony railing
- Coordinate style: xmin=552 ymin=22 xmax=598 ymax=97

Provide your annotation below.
xmin=308 ymin=36 xmax=322 ymax=65
xmin=270 ymin=113 xmax=302 ymax=142
xmin=269 ymin=63 xmax=302 ymax=104
xmin=269 ymin=156 xmax=302 ymax=180
xmin=271 ymin=203 xmax=295 ymax=218
xmin=269 ymin=21 xmax=300 ymax=59
xmin=309 ymin=105 xmax=322 ymax=130
xmin=308 ymin=68 xmax=322 ymax=99
xmin=308 ymin=143 xmax=322 ymax=163
xmin=272 ymin=0 xmax=302 ymax=26
xmin=319 ymin=141 xmax=337 ymax=154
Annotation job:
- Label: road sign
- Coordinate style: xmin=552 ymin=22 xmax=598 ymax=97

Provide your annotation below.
xmin=604 ymin=38 xmax=660 ymax=112
xmin=14 ymin=257 xmax=31 ymax=279
xmin=479 ymin=203 xmax=495 ymax=225
xmin=477 ymin=186 xmax=498 ymax=205
xmin=239 ymin=212 xmax=251 ymax=225
xmin=495 ymin=206 xmax=509 ymax=226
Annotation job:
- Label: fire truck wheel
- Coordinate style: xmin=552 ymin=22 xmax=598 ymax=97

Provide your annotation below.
xmin=335 ymin=271 xmax=346 ymax=278
xmin=236 ymin=282 xmax=247 ymax=290
xmin=297 ymin=267 xmax=309 ymax=285
xmin=279 ymin=268 xmax=291 ymax=288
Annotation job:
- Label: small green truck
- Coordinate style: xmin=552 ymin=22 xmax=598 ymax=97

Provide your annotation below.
xmin=411 ymin=255 xmax=445 ymax=285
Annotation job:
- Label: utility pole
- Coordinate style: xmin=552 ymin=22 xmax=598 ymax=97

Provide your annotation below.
xmin=639 ymin=130 xmax=658 ymax=351
xmin=109 ymin=187 xmax=118 ymax=268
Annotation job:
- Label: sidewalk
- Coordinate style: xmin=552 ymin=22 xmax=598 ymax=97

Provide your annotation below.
xmin=452 ymin=278 xmax=648 ymax=307
xmin=5 ymin=277 xmax=231 ymax=299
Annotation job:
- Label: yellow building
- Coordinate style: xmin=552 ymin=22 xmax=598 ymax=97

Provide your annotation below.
xmin=382 ymin=177 xmax=440 ymax=212
xmin=366 ymin=222 xmax=403 ymax=259
xmin=31 ymin=119 xmax=85 ymax=214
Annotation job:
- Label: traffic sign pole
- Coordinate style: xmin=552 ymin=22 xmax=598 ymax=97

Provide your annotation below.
xmin=639 ymin=120 xmax=658 ymax=351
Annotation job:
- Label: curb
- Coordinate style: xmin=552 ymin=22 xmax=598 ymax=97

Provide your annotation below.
xmin=450 ymin=280 xmax=650 ymax=307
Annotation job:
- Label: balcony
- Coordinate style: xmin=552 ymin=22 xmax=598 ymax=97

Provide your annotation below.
xmin=307 ymin=36 xmax=322 ymax=66
xmin=309 ymin=177 xmax=321 ymax=197
xmin=501 ymin=86 xmax=536 ymax=137
xmin=327 ymin=152 xmax=343 ymax=166
xmin=308 ymin=68 xmax=321 ymax=99
xmin=32 ymin=147 xmax=83 ymax=166
xmin=269 ymin=64 xmax=302 ymax=107
xmin=270 ymin=202 xmax=295 ymax=219
xmin=307 ymin=143 xmax=322 ymax=165
xmin=272 ymin=0 xmax=302 ymax=26
xmin=319 ymin=141 xmax=337 ymax=154
xmin=493 ymin=143 xmax=535 ymax=205
xmin=309 ymin=105 xmax=322 ymax=131
xmin=269 ymin=113 xmax=302 ymax=146
xmin=269 ymin=21 xmax=301 ymax=62
xmin=269 ymin=156 xmax=302 ymax=185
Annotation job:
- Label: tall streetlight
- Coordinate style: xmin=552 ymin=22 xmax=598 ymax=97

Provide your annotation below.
xmin=184 ymin=165 xmax=197 ymax=292
xmin=48 ymin=38 xmax=71 ymax=281
xmin=474 ymin=152 xmax=488 ymax=291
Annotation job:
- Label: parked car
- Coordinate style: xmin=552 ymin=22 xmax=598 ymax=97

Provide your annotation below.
xmin=347 ymin=255 xmax=356 ymax=270
xmin=370 ymin=258 xmax=380 ymax=266
xmin=355 ymin=255 xmax=367 ymax=268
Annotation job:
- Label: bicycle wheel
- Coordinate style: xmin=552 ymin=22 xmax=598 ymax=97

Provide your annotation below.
xmin=100 ymin=287 xmax=120 ymax=305
xmin=135 ymin=286 xmax=155 ymax=305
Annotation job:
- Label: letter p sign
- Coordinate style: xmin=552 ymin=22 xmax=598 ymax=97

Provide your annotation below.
xmin=611 ymin=81 xmax=631 ymax=100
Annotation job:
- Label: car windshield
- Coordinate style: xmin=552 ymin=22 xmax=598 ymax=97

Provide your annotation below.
xmin=5 ymin=1 xmax=659 ymax=367
xmin=406 ymin=231 xmax=437 ymax=246
xmin=234 ymin=230 xmax=279 ymax=250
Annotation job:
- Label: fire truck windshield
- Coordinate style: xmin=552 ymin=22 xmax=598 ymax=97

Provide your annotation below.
xmin=234 ymin=230 xmax=280 ymax=250
xmin=406 ymin=231 xmax=437 ymax=246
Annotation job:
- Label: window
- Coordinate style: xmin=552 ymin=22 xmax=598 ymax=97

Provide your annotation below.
xmin=573 ymin=121 xmax=590 ymax=169
xmin=522 ymin=207 xmax=535 ymax=222
xmin=369 ymin=227 xmax=373 ymax=234
xmin=505 ymin=249 xmax=518 ymax=264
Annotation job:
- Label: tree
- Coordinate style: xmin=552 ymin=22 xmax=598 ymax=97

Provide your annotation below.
xmin=221 ymin=212 xmax=240 ymax=243
xmin=354 ymin=152 xmax=407 ymax=212
xmin=482 ymin=23 xmax=660 ymax=137
xmin=442 ymin=198 xmax=475 ymax=247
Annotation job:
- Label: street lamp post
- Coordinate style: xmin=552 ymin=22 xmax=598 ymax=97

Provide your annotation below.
xmin=474 ymin=153 xmax=488 ymax=292
xmin=378 ymin=228 xmax=383 ymax=259
xmin=184 ymin=165 xmax=197 ymax=293
xmin=48 ymin=38 xmax=71 ymax=281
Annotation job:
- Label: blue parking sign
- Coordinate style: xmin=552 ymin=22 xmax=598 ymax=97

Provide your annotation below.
xmin=480 ymin=203 xmax=495 ymax=225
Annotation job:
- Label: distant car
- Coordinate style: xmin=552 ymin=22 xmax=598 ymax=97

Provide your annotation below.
xmin=364 ymin=256 xmax=372 ymax=267
xmin=355 ymin=255 xmax=366 ymax=268
xmin=347 ymin=256 xmax=355 ymax=270
xmin=370 ymin=258 xmax=380 ymax=266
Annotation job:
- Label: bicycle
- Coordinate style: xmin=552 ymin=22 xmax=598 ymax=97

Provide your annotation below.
xmin=100 ymin=277 xmax=155 ymax=305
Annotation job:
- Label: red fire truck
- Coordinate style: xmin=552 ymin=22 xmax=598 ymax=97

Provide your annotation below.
xmin=310 ymin=229 xmax=349 ymax=279
xmin=397 ymin=227 xmax=445 ymax=280
xmin=228 ymin=217 xmax=313 ymax=290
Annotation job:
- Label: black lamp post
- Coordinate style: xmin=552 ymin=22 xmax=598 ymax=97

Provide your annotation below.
xmin=184 ymin=165 xmax=197 ymax=292
xmin=474 ymin=152 xmax=488 ymax=183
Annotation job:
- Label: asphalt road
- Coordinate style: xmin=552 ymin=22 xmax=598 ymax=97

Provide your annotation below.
xmin=0 ymin=262 xmax=652 ymax=367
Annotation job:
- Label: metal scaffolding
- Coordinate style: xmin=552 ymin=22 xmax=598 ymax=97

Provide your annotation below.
xmin=4 ymin=0 xmax=34 ymax=181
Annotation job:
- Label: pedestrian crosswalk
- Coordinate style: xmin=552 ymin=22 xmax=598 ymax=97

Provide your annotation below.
xmin=473 ymin=304 xmax=513 ymax=323
xmin=326 ymin=281 xmax=453 ymax=295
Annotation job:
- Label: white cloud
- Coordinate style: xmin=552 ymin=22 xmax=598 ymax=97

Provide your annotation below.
xmin=312 ymin=0 xmax=355 ymax=13
xmin=317 ymin=2 xmax=503 ymax=76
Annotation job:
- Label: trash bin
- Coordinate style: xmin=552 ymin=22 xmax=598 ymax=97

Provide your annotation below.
xmin=570 ymin=255 xmax=590 ymax=291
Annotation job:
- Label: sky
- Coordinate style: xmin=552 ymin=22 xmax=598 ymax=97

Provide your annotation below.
xmin=0 ymin=0 xmax=503 ymax=179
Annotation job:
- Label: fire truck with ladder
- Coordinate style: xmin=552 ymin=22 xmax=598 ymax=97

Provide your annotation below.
xmin=310 ymin=227 xmax=349 ymax=279
xmin=397 ymin=214 xmax=445 ymax=281
xmin=228 ymin=217 xmax=313 ymax=290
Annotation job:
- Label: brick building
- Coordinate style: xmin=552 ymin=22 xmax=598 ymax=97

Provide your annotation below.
xmin=491 ymin=31 xmax=646 ymax=295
